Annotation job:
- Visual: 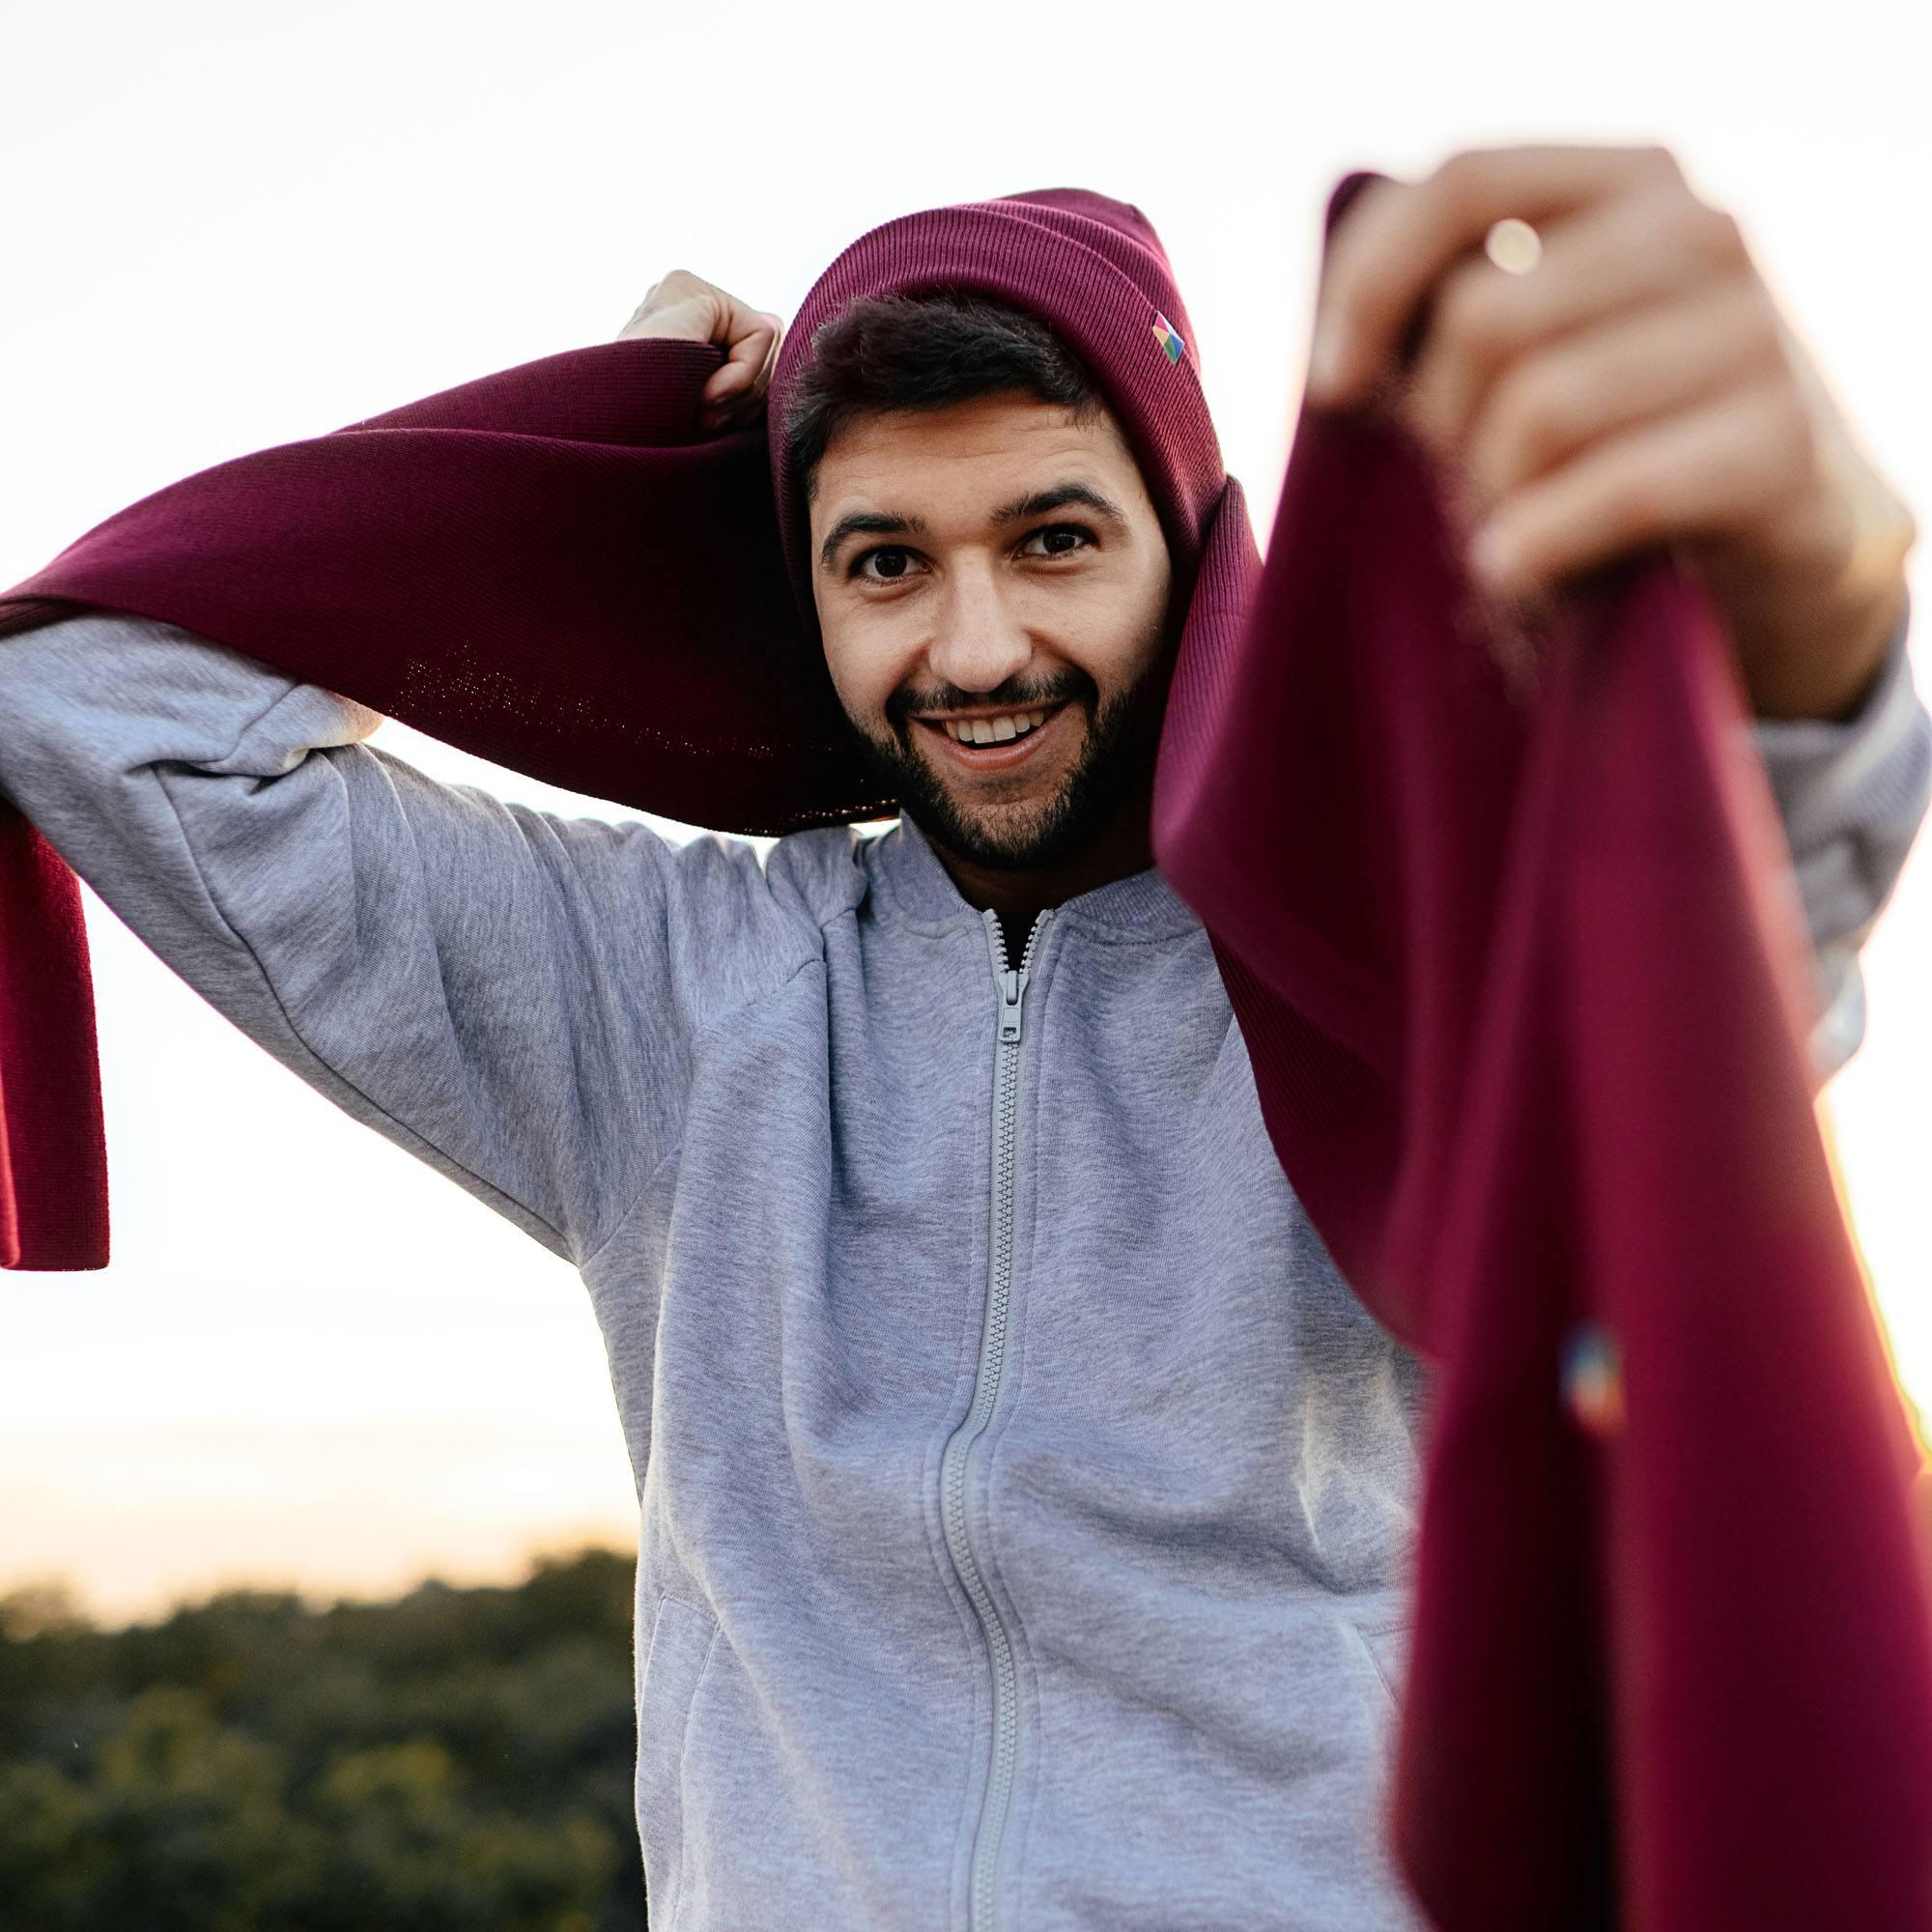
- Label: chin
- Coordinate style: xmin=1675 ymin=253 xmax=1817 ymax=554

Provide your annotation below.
xmin=936 ymin=772 xmax=1132 ymax=876
xmin=846 ymin=695 xmax=1139 ymax=872
xmin=952 ymin=795 xmax=1065 ymax=850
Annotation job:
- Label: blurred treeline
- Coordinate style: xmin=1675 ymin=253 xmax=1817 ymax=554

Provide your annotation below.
xmin=0 ymin=1546 xmax=647 ymax=1931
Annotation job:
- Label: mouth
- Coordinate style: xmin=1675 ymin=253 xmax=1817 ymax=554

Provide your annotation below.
xmin=912 ymin=699 xmax=1076 ymax=775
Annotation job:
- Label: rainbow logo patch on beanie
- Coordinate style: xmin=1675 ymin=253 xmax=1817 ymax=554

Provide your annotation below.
xmin=1150 ymin=310 xmax=1186 ymax=365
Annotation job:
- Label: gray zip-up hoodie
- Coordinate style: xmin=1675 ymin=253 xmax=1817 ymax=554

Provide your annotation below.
xmin=1 ymin=603 xmax=1926 ymax=1931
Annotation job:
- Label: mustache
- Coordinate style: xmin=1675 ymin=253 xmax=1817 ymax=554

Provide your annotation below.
xmin=892 ymin=683 xmax=1088 ymax=726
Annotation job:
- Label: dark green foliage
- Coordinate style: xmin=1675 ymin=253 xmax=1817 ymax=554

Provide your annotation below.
xmin=0 ymin=1547 xmax=646 ymax=1930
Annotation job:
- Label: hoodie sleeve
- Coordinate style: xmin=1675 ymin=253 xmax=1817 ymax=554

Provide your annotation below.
xmin=1747 ymin=591 xmax=1931 ymax=1085
xmin=0 ymin=610 xmax=817 ymax=1268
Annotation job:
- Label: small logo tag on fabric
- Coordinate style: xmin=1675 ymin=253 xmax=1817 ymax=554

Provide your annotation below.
xmin=1151 ymin=311 xmax=1186 ymax=365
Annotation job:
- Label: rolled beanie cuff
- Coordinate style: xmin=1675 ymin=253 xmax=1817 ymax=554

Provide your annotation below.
xmin=767 ymin=198 xmax=1228 ymax=636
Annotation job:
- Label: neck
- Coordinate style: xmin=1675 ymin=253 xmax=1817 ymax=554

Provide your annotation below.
xmin=920 ymin=762 xmax=1156 ymax=954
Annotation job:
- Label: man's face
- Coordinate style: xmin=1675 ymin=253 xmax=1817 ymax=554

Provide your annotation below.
xmin=807 ymin=390 xmax=1176 ymax=874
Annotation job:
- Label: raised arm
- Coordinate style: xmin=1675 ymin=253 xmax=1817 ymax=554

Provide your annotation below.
xmin=0 ymin=611 xmax=818 ymax=1268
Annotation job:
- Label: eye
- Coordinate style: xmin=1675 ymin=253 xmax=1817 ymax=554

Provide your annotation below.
xmin=847 ymin=523 xmax=1098 ymax=584
xmin=1020 ymin=522 xmax=1097 ymax=559
xmin=850 ymin=545 xmax=922 ymax=584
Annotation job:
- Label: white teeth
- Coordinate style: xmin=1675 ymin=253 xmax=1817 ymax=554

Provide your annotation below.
xmin=943 ymin=707 xmax=1051 ymax=742
xmin=945 ymin=707 xmax=1048 ymax=746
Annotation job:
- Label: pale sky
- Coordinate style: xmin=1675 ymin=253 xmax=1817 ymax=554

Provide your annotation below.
xmin=2 ymin=0 xmax=1926 ymax=1625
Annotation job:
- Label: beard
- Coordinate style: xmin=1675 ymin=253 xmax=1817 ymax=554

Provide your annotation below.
xmin=837 ymin=606 xmax=1179 ymax=875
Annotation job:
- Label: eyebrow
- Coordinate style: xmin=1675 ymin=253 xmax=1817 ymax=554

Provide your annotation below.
xmin=816 ymin=481 xmax=1131 ymax=574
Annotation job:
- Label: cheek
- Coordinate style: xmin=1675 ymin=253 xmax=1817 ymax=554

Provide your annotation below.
xmin=821 ymin=621 xmax=912 ymax=725
xmin=1074 ymin=579 xmax=1170 ymax=686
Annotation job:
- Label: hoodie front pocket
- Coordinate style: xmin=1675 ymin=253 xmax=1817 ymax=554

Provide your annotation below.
xmin=637 ymin=1593 xmax=721 ymax=1928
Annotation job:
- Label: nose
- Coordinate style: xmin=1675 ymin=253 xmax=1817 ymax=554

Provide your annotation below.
xmin=923 ymin=566 xmax=1034 ymax=700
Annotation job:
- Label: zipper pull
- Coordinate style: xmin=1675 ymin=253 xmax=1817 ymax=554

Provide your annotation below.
xmin=999 ymin=967 xmax=1026 ymax=1044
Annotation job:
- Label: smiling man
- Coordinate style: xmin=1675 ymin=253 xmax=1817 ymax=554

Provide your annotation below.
xmin=2 ymin=162 xmax=1929 ymax=1930
xmin=793 ymin=307 xmax=1180 ymax=952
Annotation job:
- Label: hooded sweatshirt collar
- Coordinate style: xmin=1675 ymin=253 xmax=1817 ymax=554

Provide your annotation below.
xmin=867 ymin=808 xmax=1202 ymax=941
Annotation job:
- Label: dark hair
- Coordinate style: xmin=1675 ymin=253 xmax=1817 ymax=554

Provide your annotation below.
xmin=783 ymin=289 xmax=1109 ymax=503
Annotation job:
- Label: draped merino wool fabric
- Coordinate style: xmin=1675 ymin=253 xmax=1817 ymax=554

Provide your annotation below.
xmin=4 ymin=173 xmax=1932 ymax=1926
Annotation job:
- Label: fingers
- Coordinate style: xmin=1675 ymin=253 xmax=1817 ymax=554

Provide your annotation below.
xmin=1400 ymin=183 xmax=1748 ymax=463
xmin=1307 ymin=143 xmax=1684 ymax=406
xmin=1450 ymin=278 xmax=1784 ymax=526
xmin=699 ymin=302 xmax=784 ymax=421
xmin=618 ymin=271 xmax=787 ymax=435
xmin=1464 ymin=371 xmax=1816 ymax=595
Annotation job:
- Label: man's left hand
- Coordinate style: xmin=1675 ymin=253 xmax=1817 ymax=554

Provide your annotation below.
xmin=1305 ymin=143 xmax=1917 ymax=721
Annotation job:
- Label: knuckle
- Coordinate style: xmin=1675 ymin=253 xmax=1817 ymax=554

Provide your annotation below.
xmin=1433 ymin=147 xmax=1492 ymax=215
xmin=1660 ymin=193 xmax=1745 ymax=275
xmin=637 ymin=268 xmax=701 ymax=312
xmin=1697 ymin=204 xmax=1749 ymax=267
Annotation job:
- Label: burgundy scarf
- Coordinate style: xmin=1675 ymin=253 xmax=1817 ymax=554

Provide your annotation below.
xmin=4 ymin=175 xmax=1930 ymax=1928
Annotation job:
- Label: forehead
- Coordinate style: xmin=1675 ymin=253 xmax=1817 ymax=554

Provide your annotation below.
xmin=809 ymin=391 xmax=1143 ymax=513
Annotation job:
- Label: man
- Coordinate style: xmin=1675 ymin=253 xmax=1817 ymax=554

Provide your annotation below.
xmin=1 ymin=146 xmax=1925 ymax=1928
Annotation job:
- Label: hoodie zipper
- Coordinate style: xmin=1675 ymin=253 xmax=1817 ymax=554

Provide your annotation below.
xmin=941 ymin=903 xmax=1054 ymax=1932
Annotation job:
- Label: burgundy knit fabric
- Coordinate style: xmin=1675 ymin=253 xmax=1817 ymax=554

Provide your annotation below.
xmin=1154 ymin=384 xmax=1932 ymax=1925
xmin=4 ymin=175 xmax=1931 ymax=1928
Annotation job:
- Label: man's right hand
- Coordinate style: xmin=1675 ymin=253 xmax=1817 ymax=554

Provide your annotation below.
xmin=619 ymin=270 xmax=785 ymax=437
